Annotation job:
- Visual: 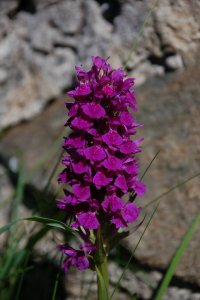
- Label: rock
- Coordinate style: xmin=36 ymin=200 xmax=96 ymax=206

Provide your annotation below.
xmin=154 ymin=0 xmax=200 ymax=64
xmin=48 ymin=0 xmax=83 ymax=35
xmin=111 ymin=0 xmax=200 ymax=73
xmin=1 ymin=0 xmax=200 ymax=130
xmin=124 ymin=63 xmax=200 ymax=286
xmin=163 ymin=287 xmax=200 ymax=300
xmin=0 ymin=1 xmax=18 ymax=16
xmin=0 ymin=21 xmax=75 ymax=129
xmin=77 ymin=0 xmax=113 ymax=67
xmin=131 ymin=61 xmax=165 ymax=86
xmin=0 ymin=68 xmax=8 ymax=84
xmin=64 ymin=261 xmax=200 ymax=299
xmin=166 ymin=54 xmax=184 ymax=70
xmin=0 ymin=95 xmax=67 ymax=188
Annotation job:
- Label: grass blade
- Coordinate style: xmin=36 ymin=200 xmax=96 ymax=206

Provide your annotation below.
xmin=24 ymin=216 xmax=76 ymax=234
xmin=154 ymin=212 xmax=200 ymax=300
xmin=144 ymin=172 xmax=200 ymax=209
xmin=110 ymin=201 xmax=161 ymax=299
xmin=0 ymin=216 xmax=77 ymax=235
xmin=52 ymin=254 xmax=63 ymax=300
xmin=140 ymin=150 xmax=160 ymax=181
xmin=43 ymin=149 xmax=64 ymax=194
xmin=130 ymin=150 xmax=160 ymax=202
xmin=0 ymin=219 xmax=20 ymax=235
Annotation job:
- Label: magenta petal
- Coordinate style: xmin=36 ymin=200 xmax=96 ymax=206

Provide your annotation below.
xmin=111 ymin=68 xmax=124 ymax=83
xmin=102 ymin=197 xmax=109 ymax=211
xmin=72 ymin=161 xmax=89 ymax=174
xmin=102 ymin=85 xmax=115 ymax=96
xmin=68 ymin=82 xmax=91 ymax=97
xmin=78 ymin=212 xmax=99 ymax=229
xmin=120 ymin=111 xmax=133 ymax=127
xmin=111 ymin=216 xmax=127 ymax=228
xmin=75 ymin=66 xmax=89 ymax=81
xmin=92 ymin=56 xmax=107 ymax=69
xmin=114 ymin=174 xmax=128 ymax=192
xmin=84 ymin=145 xmax=106 ymax=162
xmin=133 ymin=180 xmax=147 ymax=197
xmin=77 ymin=256 xmax=90 ymax=270
xmin=109 ymin=195 xmax=124 ymax=212
xmin=82 ymin=103 xmax=105 ymax=119
xmin=122 ymin=203 xmax=141 ymax=223
xmin=72 ymin=184 xmax=90 ymax=201
xmin=71 ymin=117 xmax=93 ymax=130
xmin=102 ymin=130 xmax=123 ymax=146
xmin=68 ymin=104 xmax=79 ymax=117
xmin=62 ymin=258 xmax=72 ymax=272
xmin=64 ymin=135 xmax=85 ymax=148
xmin=119 ymin=141 xmax=137 ymax=154
xmin=93 ymin=171 xmax=112 ymax=188
xmin=58 ymin=171 xmax=67 ymax=184
xmin=102 ymin=156 xmax=123 ymax=171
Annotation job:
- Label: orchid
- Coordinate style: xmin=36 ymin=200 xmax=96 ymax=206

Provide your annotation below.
xmin=57 ymin=56 xmax=146 ymax=299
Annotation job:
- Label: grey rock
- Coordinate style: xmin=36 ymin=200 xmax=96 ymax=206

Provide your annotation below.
xmin=0 ymin=68 xmax=8 ymax=84
xmin=131 ymin=61 xmax=165 ymax=86
xmin=164 ymin=287 xmax=200 ymax=300
xmin=124 ymin=63 xmax=200 ymax=286
xmin=0 ymin=0 xmax=18 ymax=16
xmin=48 ymin=0 xmax=83 ymax=35
xmin=77 ymin=0 xmax=113 ymax=67
xmin=0 ymin=20 xmax=75 ymax=129
xmin=0 ymin=0 xmax=200 ymax=130
xmin=166 ymin=54 xmax=184 ymax=70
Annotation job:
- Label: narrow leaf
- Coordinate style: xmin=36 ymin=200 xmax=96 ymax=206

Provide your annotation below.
xmin=140 ymin=150 xmax=160 ymax=181
xmin=0 ymin=216 xmax=77 ymax=236
xmin=154 ymin=212 xmax=200 ymax=300
xmin=44 ymin=149 xmax=64 ymax=194
xmin=24 ymin=216 xmax=76 ymax=234
xmin=0 ymin=220 xmax=19 ymax=235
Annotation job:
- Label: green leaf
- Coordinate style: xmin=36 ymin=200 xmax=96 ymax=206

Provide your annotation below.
xmin=0 ymin=216 xmax=77 ymax=236
xmin=24 ymin=216 xmax=76 ymax=234
xmin=154 ymin=212 xmax=200 ymax=300
xmin=0 ymin=219 xmax=19 ymax=235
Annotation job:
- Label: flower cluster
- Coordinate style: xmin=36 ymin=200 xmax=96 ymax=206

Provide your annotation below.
xmin=57 ymin=56 xmax=146 ymax=271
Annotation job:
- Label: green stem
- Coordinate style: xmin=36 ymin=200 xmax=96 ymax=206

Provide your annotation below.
xmin=96 ymin=254 xmax=109 ymax=300
xmin=95 ymin=228 xmax=109 ymax=300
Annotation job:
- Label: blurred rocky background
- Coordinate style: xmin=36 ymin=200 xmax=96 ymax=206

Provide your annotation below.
xmin=0 ymin=0 xmax=200 ymax=299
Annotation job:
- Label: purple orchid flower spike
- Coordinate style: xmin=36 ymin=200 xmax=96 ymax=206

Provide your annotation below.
xmin=56 ymin=56 xmax=146 ymax=298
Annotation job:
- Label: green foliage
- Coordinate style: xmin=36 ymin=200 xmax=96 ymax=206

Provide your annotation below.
xmin=154 ymin=212 xmax=200 ymax=300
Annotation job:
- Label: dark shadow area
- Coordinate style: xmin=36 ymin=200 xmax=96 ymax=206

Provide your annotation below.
xmin=0 ymin=154 xmax=57 ymax=216
xmin=96 ymin=0 xmax=121 ymax=23
xmin=148 ymin=52 xmax=178 ymax=73
xmin=13 ymin=257 xmax=67 ymax=300
xmin=17 ymin=0 xmax=37 ymax=14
